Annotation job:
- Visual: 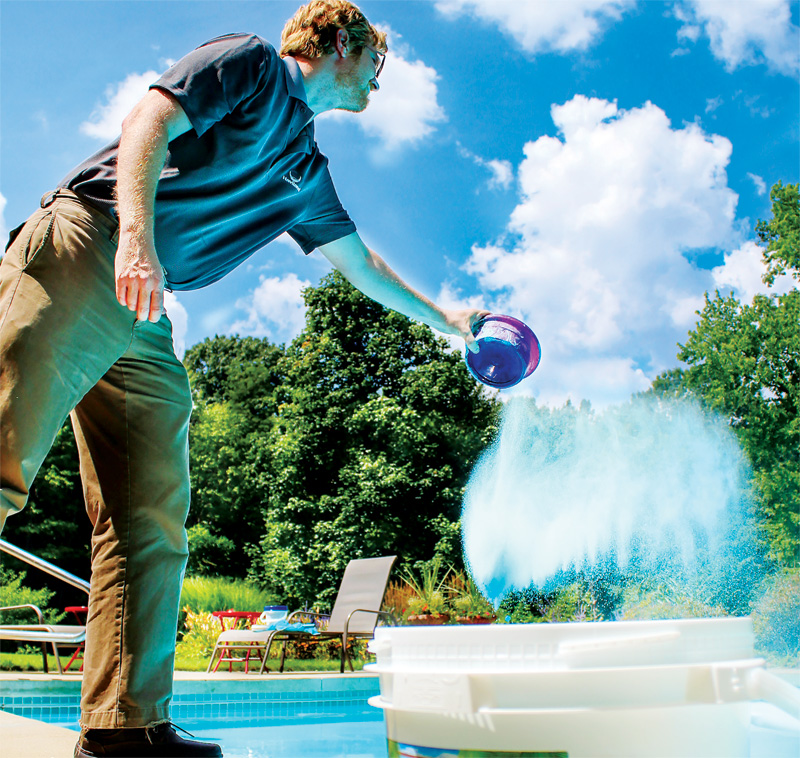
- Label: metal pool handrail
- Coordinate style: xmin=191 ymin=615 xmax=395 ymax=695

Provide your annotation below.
xmin=0 ymin=538 xmax=90 ymax=595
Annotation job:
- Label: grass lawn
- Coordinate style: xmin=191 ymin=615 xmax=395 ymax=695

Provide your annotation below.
xmin=179 ymin=654 xmax=368 ymax=672
xmin=0 ymin=651 xmax=81 ymax=673
xmin=1 ymin=650 xmax=369 ymax=674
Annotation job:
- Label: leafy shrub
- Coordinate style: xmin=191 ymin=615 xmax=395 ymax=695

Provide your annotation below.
xmin=0 ymin=568 xmax=64 ymax=625
xmin=495 ymin=579 xmax=620 ymax=624
xmin=178 ymin=575 xmax=279 ymax=638
xmin=619 ymin=580 xmax=728 ymax=620
xmin=448 ymin=571 xmax=495 ymax=618
xmin=751 ymin=569 xmax=800 ymax=665
xmin=186 ymin=524 xmax=236 ymax=576
xmin=401 ymin=557 xmax=451 ymax=616
xmin=382 ymin=581 xmax=416 ymax=620
xmin=180 ymin=575 xmax=279 ymax=615
xmin=175 ymin=610 xmax=220 ymax=659
xmin=496 ymin=590 xmax=538 ymax=624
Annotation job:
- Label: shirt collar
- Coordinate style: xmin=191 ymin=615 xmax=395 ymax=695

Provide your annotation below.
xmin=282 ymin=56 xmax=310 ymax=107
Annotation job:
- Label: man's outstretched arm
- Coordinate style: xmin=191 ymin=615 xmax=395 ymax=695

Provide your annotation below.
xmin=318 ymin=232 xmax=489 ymax=353
xmin=115 ymin=89 xmax=192 ymax=322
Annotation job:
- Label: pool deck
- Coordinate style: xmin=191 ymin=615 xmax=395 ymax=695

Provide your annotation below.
xmin=0 ymin=670 xmax=378 ymax=758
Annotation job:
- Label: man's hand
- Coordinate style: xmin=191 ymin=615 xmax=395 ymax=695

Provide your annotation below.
xmin=441 ymin=308 xmax=492 ymax=354
xmin=115 ymin=235 xmax=165 ymax=323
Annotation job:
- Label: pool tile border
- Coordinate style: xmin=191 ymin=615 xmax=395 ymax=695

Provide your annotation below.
xmin=0 ymin=674 xmax=380 ymax=726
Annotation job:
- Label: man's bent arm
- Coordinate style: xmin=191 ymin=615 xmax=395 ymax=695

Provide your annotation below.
xmin=115 ymin=89 xmax=192 ymax=322
xmin=318 ymin=233 xmax=489 ymax=353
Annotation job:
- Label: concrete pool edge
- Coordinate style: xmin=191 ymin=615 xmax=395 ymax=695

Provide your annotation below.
xmin=0 ymin=709 xmax=78 ymax=758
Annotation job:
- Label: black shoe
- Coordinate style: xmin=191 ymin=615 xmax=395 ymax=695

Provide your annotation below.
xmin=74 ymin=722 xmax=223 ymax=757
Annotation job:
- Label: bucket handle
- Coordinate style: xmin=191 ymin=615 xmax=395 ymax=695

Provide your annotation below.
xmin=746 ymin=667 xmax=800 ymax=722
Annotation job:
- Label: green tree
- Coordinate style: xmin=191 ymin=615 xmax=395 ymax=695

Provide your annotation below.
xmin=249 ymin=272 xmax=500 ymax=606
xmin=183 ymin=335 xmax=286 ymax=577
xmin=185 ymin=402 xmax=264 ymax=577
xmin=757 ymin=182 xmax=799 ymax=286
xmin=652 ymin=182 xmax=799 ymax=565
xmin=1 ymin=420 xmax=92 ymax=594
xmin=183 ymin=335 xmax=284 ymax=420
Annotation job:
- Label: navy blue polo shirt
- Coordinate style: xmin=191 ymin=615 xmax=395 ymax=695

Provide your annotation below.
xmin=60 ymin=34 xmax=357 ymax=291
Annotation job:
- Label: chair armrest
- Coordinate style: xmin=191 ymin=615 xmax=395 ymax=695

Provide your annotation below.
xmin=343 ymin=609 xmax=397 ymax=638
xmin=0 ymin=604 xmax=45 ymax=624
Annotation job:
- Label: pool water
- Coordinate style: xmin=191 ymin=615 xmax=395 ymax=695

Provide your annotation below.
xmin=189 ymin=717 xmax=388 ymax=758
xmin=1 ymin=675 xmax=797 ymax=757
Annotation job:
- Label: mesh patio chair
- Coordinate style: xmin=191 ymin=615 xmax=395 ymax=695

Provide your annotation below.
xmin=206 ymin=555 xmax=397 ymax=675
xmin=0 ymin=539 xmax=90 ymax=674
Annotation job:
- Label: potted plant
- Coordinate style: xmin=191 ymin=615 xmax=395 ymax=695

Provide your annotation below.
xmin=448 ymin=571 xmax=496 ymax=624
xmin=402 ymin=557 xmax=451 ymax=625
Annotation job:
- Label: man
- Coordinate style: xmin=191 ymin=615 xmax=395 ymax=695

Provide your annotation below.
xmin=0 ymin=2 xmax=486 ymax=756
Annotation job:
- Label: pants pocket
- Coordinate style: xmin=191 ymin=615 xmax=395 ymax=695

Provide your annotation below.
xmin=4 ymin=221 xmax=26 ymax=253
xmin=22 ymin=211 xmax=56 ymax=269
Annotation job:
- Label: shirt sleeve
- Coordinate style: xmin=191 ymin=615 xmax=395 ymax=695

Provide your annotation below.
xmin=287 ymin=164 xmax=358 ymax=254
xmin=150 ymin=34 xmax=270 ymax=137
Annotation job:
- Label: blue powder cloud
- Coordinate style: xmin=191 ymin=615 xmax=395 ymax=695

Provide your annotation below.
xmin=462 ymin=396 xmax=754 ymax=606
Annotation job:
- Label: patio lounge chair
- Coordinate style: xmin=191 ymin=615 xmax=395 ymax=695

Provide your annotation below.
xmin=0 ymin=539 xmax=90 ymax=674
xmin=206 ymin=555 xmax=397 ymax=675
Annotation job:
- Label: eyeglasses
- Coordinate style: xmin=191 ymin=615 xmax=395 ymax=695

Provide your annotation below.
xmin=366 ymin=46 xmax=385 ymax=78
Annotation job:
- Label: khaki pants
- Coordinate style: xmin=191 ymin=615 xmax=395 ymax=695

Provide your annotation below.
xmin=0 ymin=190 xmax=192 ymax=728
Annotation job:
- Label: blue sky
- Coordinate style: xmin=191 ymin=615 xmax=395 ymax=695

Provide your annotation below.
xmin=1 ymin=0 xmax=798 ymax=406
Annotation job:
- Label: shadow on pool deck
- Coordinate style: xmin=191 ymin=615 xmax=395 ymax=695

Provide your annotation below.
xmin=0 ymin=669 xmax=378 ymax=758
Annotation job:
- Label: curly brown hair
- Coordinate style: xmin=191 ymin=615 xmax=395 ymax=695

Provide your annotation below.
xmin=280 ymin=0 xmax=387 ymax=59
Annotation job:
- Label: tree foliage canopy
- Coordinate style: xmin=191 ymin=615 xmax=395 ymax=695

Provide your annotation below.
xmin=246 ymin=272 xmax=499 ymax=605
xmin=653 ymin=182 xmax=799 ymax=565
xmin=757 ymin=181 xmax=799 ymax=286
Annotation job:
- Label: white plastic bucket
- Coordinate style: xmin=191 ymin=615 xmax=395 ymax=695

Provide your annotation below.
xmin=367 ymin=618 xmax=800 ymax=758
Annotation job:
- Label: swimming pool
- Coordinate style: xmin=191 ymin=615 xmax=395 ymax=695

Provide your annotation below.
xmin=1 ymin=674 xmax=797 ymax=758
xmin=0 ymin=674 xmax=389 ymax=758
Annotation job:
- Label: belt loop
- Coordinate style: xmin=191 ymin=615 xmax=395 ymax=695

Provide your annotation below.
xmin=40 ymin=191 xmax=57 ymax=208
xmin=110 ymin=227 xmax=119 ymax=245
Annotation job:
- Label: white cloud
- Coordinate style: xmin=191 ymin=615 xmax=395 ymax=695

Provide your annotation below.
xmin=486 ymin=159 xmax=514 ymax=190
xmin=711 ymin=240 xmax=796 ymax=303
xmin=230 ymin=272 xmax=311 ymax=344
xmin=321 ymin=41 xmax=446 ymax=154
xmin=164 ymin=291 xmax=189 ymax=360
xmin=455 ymin=95 xmax=741 ymax=406
xmin=747 ymin=172 xmax=767 ymax=196
xmin=705 ymin=96 xmax=723 ymax=114
xmin=457 ymin=144 xmax=514 ymax=190
xmin=434 ymin=0 xmax=636 ymax=54
xmin=80 ymin=70 xmax=161 ymax=140
xmin=676 ymin=23 xmax=702 ymax=44
xmin=676 ymin=0 xmax=800 ymax=76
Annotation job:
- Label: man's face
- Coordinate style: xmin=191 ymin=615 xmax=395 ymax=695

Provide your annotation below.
xmin=334 ymin=46 xmax=383 ymax=113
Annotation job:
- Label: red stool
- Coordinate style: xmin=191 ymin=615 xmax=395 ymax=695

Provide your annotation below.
xmin=63 ymin=606 xmax=88 ymax=672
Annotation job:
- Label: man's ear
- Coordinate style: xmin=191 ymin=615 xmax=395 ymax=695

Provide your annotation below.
xmin=335 ymin=28 xmax=349 ymax=58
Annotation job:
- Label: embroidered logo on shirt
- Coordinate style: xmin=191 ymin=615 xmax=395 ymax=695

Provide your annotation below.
xmin=283 ymin=170 xmax=303 ymax=192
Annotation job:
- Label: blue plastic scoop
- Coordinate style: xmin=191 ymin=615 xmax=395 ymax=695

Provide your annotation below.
xmin=466 ymin=314 xmax=541 ymax=389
